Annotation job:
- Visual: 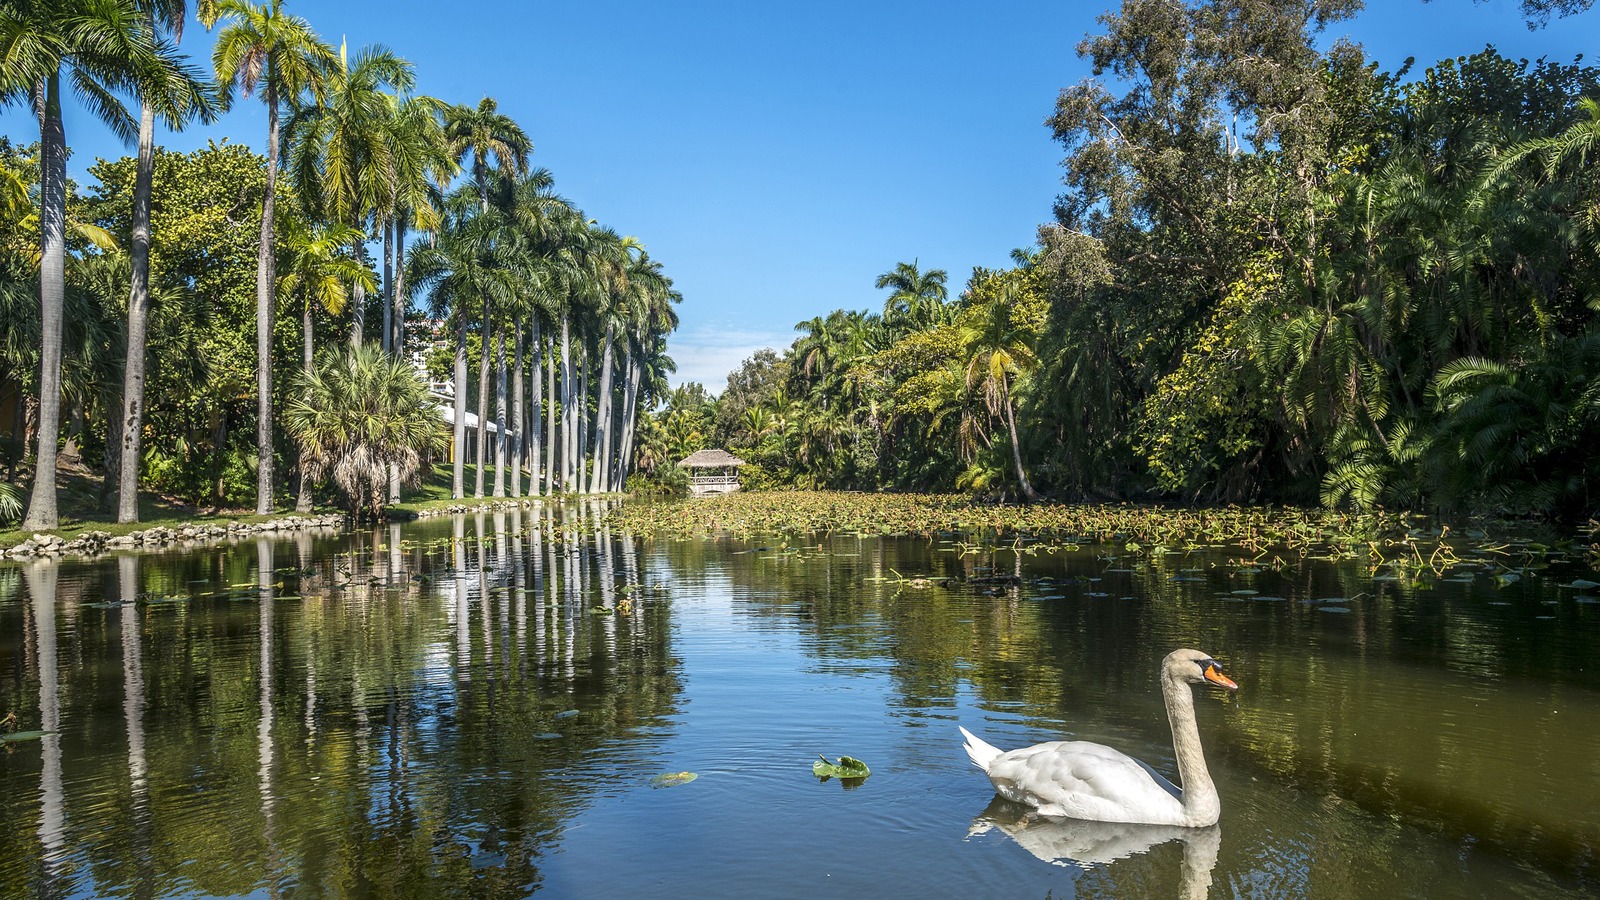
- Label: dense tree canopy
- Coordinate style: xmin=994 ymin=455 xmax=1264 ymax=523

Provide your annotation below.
xmin=0 ymin=0 xmax=681 ymax=526
xmin=700 ymin=0 xmax=1600 ymax=519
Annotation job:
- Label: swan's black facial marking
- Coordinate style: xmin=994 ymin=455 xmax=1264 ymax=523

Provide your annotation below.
xmin=1200 ymin=659 xmax=1238 ymax=690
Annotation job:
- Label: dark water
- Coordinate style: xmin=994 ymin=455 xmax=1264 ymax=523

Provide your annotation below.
xmin=1 ymin=502 xmax=1598 ymax=898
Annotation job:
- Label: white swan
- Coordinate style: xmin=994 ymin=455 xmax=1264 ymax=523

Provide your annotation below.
xmin=959 ymin=649 xmax=1237 ymax=827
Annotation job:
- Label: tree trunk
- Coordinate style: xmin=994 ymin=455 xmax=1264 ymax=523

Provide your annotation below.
xmin=589 ymin=324 xmax=615 ymax=493
xmin=493 ymin=327 xmax=507 ymax=498
xmin=116 ymin=91 xmax=159 ymax=524
xmin=350 ymin=236 xmax=365 ymax=349
xmin=530 ymin=319 xmax=543 ymax=497
xmin=577 ymin=343 xmax=589 ymax=493
xmin=560 ymin=313 xmax=574 ymax=492
xmin=452 ymin=315 xmax=467 ymax=500
xmin=1003 ymin=383 xmax=1042 ymax=502
xmin=475 ymin=310 xmax=492 ymax=497
xmin=296 ymin=296 xmax=315 ymax=513
xmin=545 ymin=331 xmax=557 ymax=496
xmin=616 ymin=341 xmax=640 ymax=489
xmin=510 ymin=325 xmax=524 ymax=498
xmin=381 ymin=219 xmax=393 ymax=352
xmin=252 ymin=78 xmax=281 ymax=516
xmin=23 ymin=74 xmax=67 ymax=530
xmin=393 ymin=218 xmax=408 ymax=356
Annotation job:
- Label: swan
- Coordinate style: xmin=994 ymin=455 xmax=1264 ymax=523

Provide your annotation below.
xmin=959 ymin=649 xmax=1237 ymax=827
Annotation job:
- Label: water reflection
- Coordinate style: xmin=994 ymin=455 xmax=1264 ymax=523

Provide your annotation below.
xmin=0 ymin=506 xmax=1596 ymax=897
xmin=968 ymin=798 xmax=1220 ymax=899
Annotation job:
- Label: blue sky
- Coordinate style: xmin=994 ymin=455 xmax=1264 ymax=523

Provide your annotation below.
xmin=3 ymin=0 xmax=1595 ymax=389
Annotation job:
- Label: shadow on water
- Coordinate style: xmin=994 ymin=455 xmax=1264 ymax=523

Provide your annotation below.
xmin=0 ymin=502 xmax=1595 ymax=897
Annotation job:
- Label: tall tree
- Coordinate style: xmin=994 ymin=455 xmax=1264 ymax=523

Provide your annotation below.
xmin=286 ymin=40 xmax=412 ymax=348
xmin=205 ymin=0 xmax=337 ymax=515
xmin=876 ymin=260 xmax=949 ymax=333
xmin=443 ymin=98 xmax=529 ymax=496
xmin=115 ymin=0 xmax=212 ymax=524
xmin=0 ymin=0 xmax=205 ymax=529
xmin=277 ymin=218 xmax=373 ymax=511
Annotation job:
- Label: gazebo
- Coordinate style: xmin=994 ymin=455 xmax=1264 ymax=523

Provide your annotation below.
xmin=679 ymin=449 xmax=746 ymax=496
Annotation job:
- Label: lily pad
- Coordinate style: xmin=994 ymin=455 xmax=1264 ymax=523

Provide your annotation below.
xmin=533 ymin=732 xmax=563 ymax=740
xmin=650 ymin=771 xmax=698 ymax=788
xmin=813 ymin=754 xmax=871 ymax=780
xmin=0 ymin=730 xmax=53 ymax=742
xmin=1562 ymin=579 xmax=1600 ymax=590
xmin=553 ymin=709 xmax=580 ymax=720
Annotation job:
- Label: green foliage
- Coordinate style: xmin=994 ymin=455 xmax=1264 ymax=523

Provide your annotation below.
xmin=284 ymin=345 xmax=448 ymax=519
xmin=813 ymin=755 xmax=871 ymax=779
xmin=0 ymin=480 xmax=21 ymax=525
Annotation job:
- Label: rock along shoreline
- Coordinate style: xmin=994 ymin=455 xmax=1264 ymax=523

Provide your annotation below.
xmin=0 ymin=513 xmax=346 ymax=561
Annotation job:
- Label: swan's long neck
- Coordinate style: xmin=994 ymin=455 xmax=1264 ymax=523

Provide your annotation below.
xmin=1162 ymin=670 xmax=1220 ymax=827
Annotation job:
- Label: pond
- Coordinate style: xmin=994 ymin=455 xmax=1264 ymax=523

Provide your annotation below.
xmin=0 ymin=501 xmax=1597 ymax=898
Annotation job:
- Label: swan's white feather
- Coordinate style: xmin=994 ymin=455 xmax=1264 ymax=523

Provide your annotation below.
xmin=977 ymin=738 xmax=1187 ymax=825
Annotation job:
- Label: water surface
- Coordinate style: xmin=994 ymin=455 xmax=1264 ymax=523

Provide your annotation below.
xmin=0 ymin=502 xmax=1596 ymax=898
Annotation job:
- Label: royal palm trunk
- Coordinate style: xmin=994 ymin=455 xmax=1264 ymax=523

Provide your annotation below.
xmin=475 ymin=311 xmax=491 ymax=498
xmin=510 ymin=325 xmax=524 ymax=498
xmin=116 ymin=93 xmax=158 ymax=523
xmin=254 ymin=77 xmax=281 ymax=516
xmin=589 ymin=323 xmax=615 ymax=493
xmin=24 ymin=73 xmax=67 ymax=529
xmin=493 ymin=329 xmax=507 ymax=498
xmin=452 ymin=316 xmax=467 ymax=499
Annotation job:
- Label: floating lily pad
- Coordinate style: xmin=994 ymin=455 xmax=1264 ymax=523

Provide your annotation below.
xmin=553 ymin=709 xmax=580 ymax=720
xmin=1231 ymin=589 xmax=1258 ymax=596
xmin=533 ymin=733 xmax=562 ymax=740
xmin=813 ymin=755 xmax=871 ymax=779
xmin=1562 ymin=580 xmax=1600 ymax=590
xmin=650 ymin=771 xmax=698 ymax=788
xmin=1318 ymin=606 xmax=1352 ymax=613
xmin=0 ymin=730 xmax=53 ymax=742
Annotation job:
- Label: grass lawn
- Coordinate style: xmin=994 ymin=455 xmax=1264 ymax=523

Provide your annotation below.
xmin=3 ymin=461 xmax=588 ymax=549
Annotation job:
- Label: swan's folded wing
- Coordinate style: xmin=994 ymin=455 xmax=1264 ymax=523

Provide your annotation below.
xmin=984 ymin=741 xmax=1187 ymax=825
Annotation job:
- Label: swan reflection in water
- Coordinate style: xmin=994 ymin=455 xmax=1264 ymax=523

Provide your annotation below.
xmin=967 ymin=798 xmax=1221 ymax=900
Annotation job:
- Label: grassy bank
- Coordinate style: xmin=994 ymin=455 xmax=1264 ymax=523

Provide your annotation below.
xmin=1 ymin=461 xmax=622 ymax=548
xmin=0 ymin=467 xmax=295 ymax=549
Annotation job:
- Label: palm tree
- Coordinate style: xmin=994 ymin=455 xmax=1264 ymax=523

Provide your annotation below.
xmin=444 ymin=97 xmax=532 ymax=215
xmin=285 ymin=344 xmax=447 ymax=520
xmin=876 ymin=259 xmax=949 ymax=333
xmin=278 ymin=219 xmax=374 ymax=510
xmin=286 ymin=40 xmax=413 ymax=348
xmin=115 ymin=0 xmax=212 ymax=524
xmin=407 ymin=203 xmax=518 ymax=499
xmin=444 ymin=100 xmax=529 ymax=496
xmin=962 ymin=281 xmax=1042 ymax=501
xmin=381 ymin=93 xmax=453 ymax=356
xmin=0 ymin=0 xmax=205 ymax=529
xmin=204 ymin=0 xmax=337 ymax=515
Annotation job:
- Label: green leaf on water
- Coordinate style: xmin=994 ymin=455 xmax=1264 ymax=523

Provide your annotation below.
xmin=553 ymin=709 xmax=580 ymax=720
xmin=1 ymin=730 xmax=53 ymax=742
xmin=1562 ymin=579 xmax=1599 ymax=590
xmin=813 ymin=754 xmax=871 ymax=779
xmin=650 ymin=771 xmax=698 ymax=788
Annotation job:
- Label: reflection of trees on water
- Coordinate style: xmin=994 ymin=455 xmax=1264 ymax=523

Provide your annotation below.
xmin=0 ymin=501 xmax=682 ymax=897
xmin=686 ymin=533 xmax=1600 ymax=886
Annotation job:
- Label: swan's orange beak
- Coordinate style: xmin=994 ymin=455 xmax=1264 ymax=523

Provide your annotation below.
xmin=1203 ymin=665 xmax=1238 ymax=690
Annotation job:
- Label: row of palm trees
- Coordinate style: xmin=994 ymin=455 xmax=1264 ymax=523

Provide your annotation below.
xmin=0 ymin=0 xmax=679 ymax=530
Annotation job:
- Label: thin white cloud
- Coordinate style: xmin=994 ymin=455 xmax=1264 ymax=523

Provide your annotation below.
xmin=667 ymin=325 xmax=794 ymax=395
